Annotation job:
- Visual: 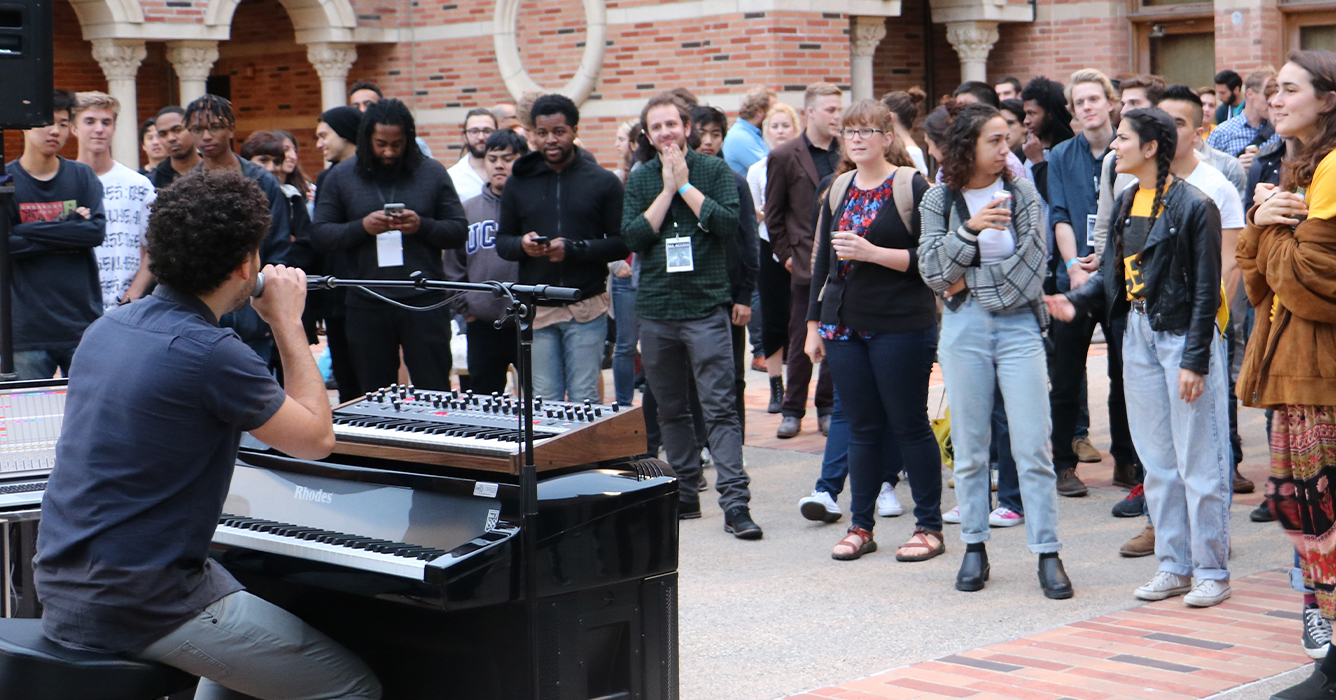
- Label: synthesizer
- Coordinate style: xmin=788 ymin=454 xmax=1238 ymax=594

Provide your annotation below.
xmin=329 ymin=384 xmax=648 ymax=474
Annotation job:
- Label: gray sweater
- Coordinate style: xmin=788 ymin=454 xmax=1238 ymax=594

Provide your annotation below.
xmin=917 ymin=176 xmax=1050 ymax=326
xmin=444 ymin=188 xmax=519 ymax=323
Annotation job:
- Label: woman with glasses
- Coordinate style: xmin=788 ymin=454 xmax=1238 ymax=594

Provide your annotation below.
xmin=803 ymin=100 xmax=940 ymax=561
xmin=920 ymin=102 xmax=1073 ymax=598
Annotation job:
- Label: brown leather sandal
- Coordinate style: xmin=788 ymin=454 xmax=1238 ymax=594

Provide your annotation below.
xmin=895 ymin=527 xmax=945 ymax=562
xmin=832 ymin=526 xmax=877 ymax=561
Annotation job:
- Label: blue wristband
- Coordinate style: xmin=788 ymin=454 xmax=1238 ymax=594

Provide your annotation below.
xmin=1065 ymin=257 xmax=1080 ymax=270
xmin=678 ymin=183 xmax=694 ymax=196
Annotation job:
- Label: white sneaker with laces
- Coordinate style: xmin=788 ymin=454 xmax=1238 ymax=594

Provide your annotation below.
xmin=877 ymin=482 xmax=903 ymax=517
xmin=798 ymin=490 xmax=841 ymax=523
xmin=1184 ymin=579 xmax=1231 ymax=607
xmin=942 ymin=506 xmax=962 ymax=524
xmin=988 ymin=507 xmax=1024 ymax=527
xmin=1134 ymin=571 xmax=1193 ymax=601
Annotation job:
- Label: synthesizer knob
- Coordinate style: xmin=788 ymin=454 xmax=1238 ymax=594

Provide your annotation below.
xmin=391 ymin=398 xmax=401 ymax=411
xmin=364 ymin=392 xmax=374 ymax=402
xmin=594 ymin=407 xmax=603 ymax=417
xmin=611 ymin=403 xmax=619 ymax=412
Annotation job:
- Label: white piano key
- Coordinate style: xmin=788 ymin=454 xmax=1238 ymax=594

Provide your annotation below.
xmin=331 ymin=424 xmax=551 ymax=457
xmin=212 ymin=524 xmax=434 ymax=581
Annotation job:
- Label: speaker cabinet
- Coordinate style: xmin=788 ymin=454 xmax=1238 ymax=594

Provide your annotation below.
xmin=0 ymin=1 xmax=53 ymax=129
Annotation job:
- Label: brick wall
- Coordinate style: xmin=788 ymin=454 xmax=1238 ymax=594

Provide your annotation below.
xmin=988 ymin=5 xmax=1133 ymax=88
xmin=1215 ymin=3 xmax=1285 ymax=75
xmin=218 ymin=0 xmax=325 ymax=174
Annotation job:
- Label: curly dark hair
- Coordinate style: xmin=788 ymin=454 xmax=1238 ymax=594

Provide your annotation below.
xmin=354 ymin=98 xmax=424 ymax=179
xmin=939 ymin=103 xmax=1010 ymax=190
xmin=147 ymin=170 xmax=270 ymax=295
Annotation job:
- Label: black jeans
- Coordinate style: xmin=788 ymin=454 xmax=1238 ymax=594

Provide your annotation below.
xmin=325 ymin=316 xmax=361 ymax=403
xmin=345 ymin=303 xmax=453 ymax=392
xmin=466 ymin=318 xmax=517 ymax=396
xmin=1048 ymin=314 xmax=1139 ymax=472
xmin=783 ymin=282 xmax=834 ymax=418
xmin=825 ymin=326 xmax=943 ymax=533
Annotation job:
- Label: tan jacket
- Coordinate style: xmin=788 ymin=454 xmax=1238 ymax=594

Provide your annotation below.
xmin=1236 ymin=210 xmax=1336 ymax=408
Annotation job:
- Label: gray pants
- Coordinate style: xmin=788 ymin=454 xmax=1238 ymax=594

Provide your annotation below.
xmin=640 ymin=307 xmax=750 ymax=510
xmin=133 ymin=592 xmax=382 ymax=700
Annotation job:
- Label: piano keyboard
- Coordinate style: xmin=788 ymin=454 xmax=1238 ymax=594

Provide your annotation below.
xmin=214 ymin=514 xmax=451 ymax=581
xmin=331 ymin=414 xmax=558 ymax=457
xmin=0 ymin=480 xmax=46 ymax=510
xmin=329 ymin=384 xmax=647 ymax=472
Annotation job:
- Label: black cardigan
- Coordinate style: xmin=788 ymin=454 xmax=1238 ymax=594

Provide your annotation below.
xmin=807 ymin=171 xmax=937 ymax=333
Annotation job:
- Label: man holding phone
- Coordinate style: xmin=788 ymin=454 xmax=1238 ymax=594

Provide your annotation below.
xmin=495 ymin=94 xmax=627 ymax=404
xmin=312 ymin=98 xmax=468 ymax=391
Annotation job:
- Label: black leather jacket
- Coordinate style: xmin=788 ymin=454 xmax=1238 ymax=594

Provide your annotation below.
xmin=1067 ymin=178 xmax=1222 ymax=375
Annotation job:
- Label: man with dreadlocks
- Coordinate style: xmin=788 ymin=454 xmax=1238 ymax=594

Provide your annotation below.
xmin=183 ymin=94 xmax=295 ymax=366
xmin=311 ymin=98 xmax=468 ymax=392
xmin=1046 ymin=107 xmax=1232 ymax=608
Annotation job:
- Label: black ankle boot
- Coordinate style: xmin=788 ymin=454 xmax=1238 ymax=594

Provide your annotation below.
xmin=1272 ymin=662 xmax=1336 ymax=699
xmin=1038 ymin=554 xmax=1074 ymax=599
xmin=767 ymin=376 xmax=784 ymax=414
xmin=956 ymin=545 xmax=989 ymax=592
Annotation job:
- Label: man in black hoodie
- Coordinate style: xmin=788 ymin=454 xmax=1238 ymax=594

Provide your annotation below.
xmin=312 ymin=99 xmax=468 ymax=392
xmin=495 ymin=94 xmax=628 ymax=403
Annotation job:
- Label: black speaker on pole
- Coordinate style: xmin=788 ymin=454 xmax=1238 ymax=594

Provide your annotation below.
xmin=0 ymin=0 xmax=53 ymax=130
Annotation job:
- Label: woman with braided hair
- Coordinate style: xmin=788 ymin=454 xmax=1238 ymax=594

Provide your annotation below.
xmin=1046 ymin=108 xmax=1232 ymax=607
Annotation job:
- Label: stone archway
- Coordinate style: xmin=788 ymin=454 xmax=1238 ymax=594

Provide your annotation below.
xmin=492 ymin=0 xmax=607 ymax=105
xmin=204 ymin=0 xmax=355 ymax=37
xmin=65 ymin=0 xmax=144 ymax=29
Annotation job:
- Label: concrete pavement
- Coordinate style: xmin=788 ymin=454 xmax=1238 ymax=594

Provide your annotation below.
xmin=670 ymin=349 xmax=1300 ymax=700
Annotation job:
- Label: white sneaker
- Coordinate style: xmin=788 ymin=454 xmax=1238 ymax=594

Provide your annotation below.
xmin=1134 ymin=571 xmax=1193 ymax=601
xmin=1184 ymin=579 xmax=1232 ymax=607
xmin=700 ymin=447 xmax=712 ymax=466
xmin=988 ymin=507 xmax=1024 ymax=527
xmin=799 ymin=490 xmax=842 ymax=523
xmin=877 ymin=482 xmax=903 ymax=517
xmin=942 ymin=506 xmax=962 ymax=524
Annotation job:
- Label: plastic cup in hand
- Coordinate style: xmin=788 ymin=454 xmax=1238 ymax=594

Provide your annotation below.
xmin=835 ymin=231 xmax=856 ymax=261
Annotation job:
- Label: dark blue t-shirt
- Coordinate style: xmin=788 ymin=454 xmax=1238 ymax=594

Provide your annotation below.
xmin=34 ymin=285 xmax=286 ymax=653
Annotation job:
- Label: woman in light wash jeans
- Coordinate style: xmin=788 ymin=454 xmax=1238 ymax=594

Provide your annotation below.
xmin=1047 ymin=108 xmax=1231 ymax=608
xmin=918 ymin=102 xmax=1072 ymax=599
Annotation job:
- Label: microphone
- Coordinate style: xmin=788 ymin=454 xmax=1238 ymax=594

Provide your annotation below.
xmin=252 ymin=272 xmax=265 ymax=298
xmin=253 ymin=273 xmax=332 ymax=298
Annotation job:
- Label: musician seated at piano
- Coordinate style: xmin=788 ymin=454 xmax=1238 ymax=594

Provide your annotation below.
xmin=32 ymin=169 xmax=383 ymax=700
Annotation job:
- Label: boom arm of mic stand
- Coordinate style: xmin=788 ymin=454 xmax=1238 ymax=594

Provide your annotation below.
xmin=305 ymin=276 xmax=583 ymax=303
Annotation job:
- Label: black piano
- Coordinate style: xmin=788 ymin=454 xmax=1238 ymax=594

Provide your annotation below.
xmin=212 ymin=398 xmax=678 ymax=700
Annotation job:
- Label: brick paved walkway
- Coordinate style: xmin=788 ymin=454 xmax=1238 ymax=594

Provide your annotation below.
xmin=787 ymin=569 xmax=1310 ymax=700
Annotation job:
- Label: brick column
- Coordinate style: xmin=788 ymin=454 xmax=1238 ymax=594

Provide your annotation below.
xmin=946 ymin=21 xmax=999 ymax=84
xmin=166 ymin=40 xmax=219 ymax=107
xmin=1215 ymin=0 xmax=1284 ymax=75
xmin=91 ymin=38 xmax=146 ymax=170
xmin=307 ymin=43 xmax=358 ymax=112
xmin=851 ymin=17 xmax=888 ymax=102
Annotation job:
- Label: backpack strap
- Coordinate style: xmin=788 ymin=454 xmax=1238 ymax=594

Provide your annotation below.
xmin=891 ymin=166 xmax=918 ymax=233
xmin=814 ymin=170 xmax=858 ymax=299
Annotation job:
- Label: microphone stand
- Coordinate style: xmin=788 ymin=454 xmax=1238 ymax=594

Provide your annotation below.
xmin=305 ymin=275 xmax=578 ymax=700
xmin=0 ymin=133 xmax=18 ymax=382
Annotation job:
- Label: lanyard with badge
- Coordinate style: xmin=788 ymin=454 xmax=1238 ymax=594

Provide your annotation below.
xmin=373 ymin=182 xmax=404 ymax=267
xmin=665 ymin=185 xmax=694 ymax=273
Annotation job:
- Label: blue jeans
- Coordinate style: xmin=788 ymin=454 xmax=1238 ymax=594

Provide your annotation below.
xmin=814 ymin=390 xmax=901 ymax=498
xmin=610 ymin=278 xmax=639 ymax=407
xmin=939 ymin=298 xmax=1060 ymax=553
xmin=991 ymin=385 xmax=1024 ymax=514
xmin=13 ymin=348 xmax=76 ymax=380
xmin=1121 ymin=311 xmax=1232 ymax=581
xmin=533 ymin=312 xmax=607 ymax=404
xmin=825 ymin=326 xmax=943 ymax=533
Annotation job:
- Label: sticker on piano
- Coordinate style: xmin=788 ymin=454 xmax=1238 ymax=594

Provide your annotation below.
xmin=473 ymin=481 xmax=499 ymax=498
xmin=485 ymin=508 xmax=501 ymax=532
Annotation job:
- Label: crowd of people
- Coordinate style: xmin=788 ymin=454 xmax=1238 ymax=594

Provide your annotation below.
xmin=17 ymin=49 xmax=1336 ymax=699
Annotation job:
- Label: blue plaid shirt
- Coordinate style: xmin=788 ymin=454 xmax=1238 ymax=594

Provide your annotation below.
xmin=1206 ymin=113 xmax=1280 ymax=157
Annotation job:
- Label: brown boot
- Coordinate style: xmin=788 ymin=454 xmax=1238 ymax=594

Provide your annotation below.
xmin=1056 ymin=468 xmax=1088 ymax=497
xmin=1073 ymin=437 xmax=1101 ymax=463
xmin=1112 ymin=461 xmax=1139 ymax=489
xmin=1232 ymin=467 xmax=1256 ymax=494
xmin=1119 ymin=524 xmax=1155 ymax=558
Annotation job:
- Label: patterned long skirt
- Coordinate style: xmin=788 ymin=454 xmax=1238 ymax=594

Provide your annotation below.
xmin=1269 ymin=405 xmax=1336 ymax=620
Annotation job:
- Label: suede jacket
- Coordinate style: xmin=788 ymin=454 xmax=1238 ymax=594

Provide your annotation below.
xmin=1066 ymin=178 xmax=1222 ymax=375
xmin=1237 ymin=209 xmax=1336 ymax=409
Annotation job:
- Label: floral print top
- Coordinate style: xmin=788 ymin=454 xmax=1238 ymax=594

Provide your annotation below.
xmin=818 ymin=176 xmax=894 ymax=341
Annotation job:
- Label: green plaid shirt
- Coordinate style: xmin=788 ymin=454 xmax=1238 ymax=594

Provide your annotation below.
xmin=621 ymin=148 xmax=739 ymax=321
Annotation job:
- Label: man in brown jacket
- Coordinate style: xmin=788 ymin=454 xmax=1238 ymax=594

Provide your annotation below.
xmin=765 ymin=82 xmax=843 ymax=438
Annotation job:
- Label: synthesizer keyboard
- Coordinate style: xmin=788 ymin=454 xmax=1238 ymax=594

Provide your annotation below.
xmin=329 ymin=385 xmax=647 ymax=474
